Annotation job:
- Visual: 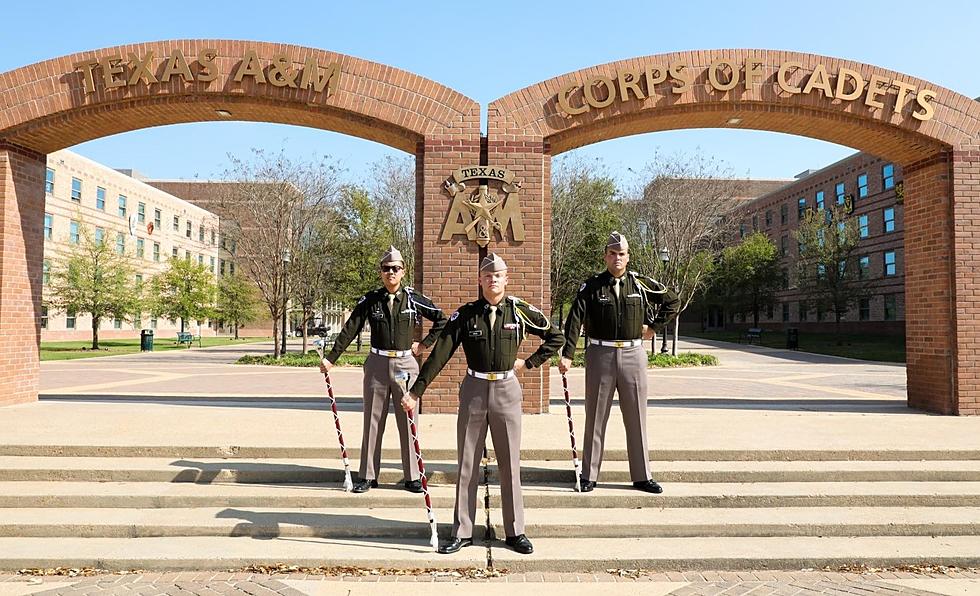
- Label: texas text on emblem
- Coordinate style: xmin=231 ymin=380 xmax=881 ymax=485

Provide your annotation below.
xmin=442 ymin=166 xmax=525 ymax=248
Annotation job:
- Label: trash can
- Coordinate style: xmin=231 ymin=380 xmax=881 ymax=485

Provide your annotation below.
xmin=140 ymin=329 xmax=154 ymax=352
xmin=786 ymin=328 xmax=799 ymax=350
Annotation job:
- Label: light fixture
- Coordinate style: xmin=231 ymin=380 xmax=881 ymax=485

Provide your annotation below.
xmin=215 ymin=109 xmax=232 ymax=117
xmin=727 ymin=117 xmax=742 ymax=125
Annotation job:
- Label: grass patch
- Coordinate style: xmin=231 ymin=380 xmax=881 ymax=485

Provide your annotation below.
xmin=685 ymin=330 xmax=906 ymax=363
xmin=649 ymin=352 xmax=719 ymax=367
xmin=237 ymin=350 xmax=368 ymax=367
xmin=40 ymin=336 xmax=269 ymax=361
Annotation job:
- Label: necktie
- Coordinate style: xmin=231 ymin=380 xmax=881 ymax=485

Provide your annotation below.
xmin=387 ymin=293 xmax=396 ymax=314
xmin=612 ymin=278 xmax=621 ymax=299
xmin=488 ymin=305 xmax=497 ymax=329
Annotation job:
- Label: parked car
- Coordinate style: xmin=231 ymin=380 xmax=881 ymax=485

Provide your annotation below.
xmin=295 ymin=323 xmax=330 ymax=337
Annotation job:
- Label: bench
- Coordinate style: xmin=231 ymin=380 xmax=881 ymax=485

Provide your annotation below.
xmin=742 ymin=328 xmax=763 ymax=345
xmin=176 ymin=332 xmax=195 ymax=346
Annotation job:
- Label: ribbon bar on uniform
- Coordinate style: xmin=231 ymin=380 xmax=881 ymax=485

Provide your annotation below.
xmin=370 ymin=347 xmax=412 ymax=357
xmin=467 ymin=369 xmax=514 ymax=381
xmin=588 ymin=339 xmax=643 ymax=348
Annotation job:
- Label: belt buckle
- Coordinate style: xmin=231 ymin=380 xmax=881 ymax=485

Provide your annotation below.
xmin=386 ymin=350 xmax=397 ymax=357
xmin=486 ymin=373 xmax=498 ymax=381
xmin=614 ymin=341 xmax=624 ymax=348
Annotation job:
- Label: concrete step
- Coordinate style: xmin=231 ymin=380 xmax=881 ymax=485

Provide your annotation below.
xmin=2 ymin=535 xmax=980 ymax=572
xmin=3 ymin=506 xmax=980 ymax=539
xmin=5 ymin=457 xmax=980 ymax=483
xmin=4 ymin=481 xmax=980 ymax=509
xmin=2 ymin=445 xmax=979 ymax=461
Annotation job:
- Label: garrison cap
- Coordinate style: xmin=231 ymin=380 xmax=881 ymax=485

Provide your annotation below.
xmin=380 ymin=245 xmax=404 ymax=266
xmin=606 ymin=231 xmax=629 ymax=252
xmin=479 ymin=252 xmax=508 ymax=272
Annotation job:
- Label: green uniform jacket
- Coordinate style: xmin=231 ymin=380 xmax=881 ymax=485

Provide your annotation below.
xmin=410 ymin=296 xmax=565 ymax=398
xmin=326 ymin=286 xmax=447 ymax=363
xmin=562 ymin=270 xmax=680 ymax=360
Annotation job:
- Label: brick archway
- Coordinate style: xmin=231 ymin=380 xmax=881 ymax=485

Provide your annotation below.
xmin=0 ymin=40 xmax=481 ymax=407
xmin=487 ymin=50 xmax=980 ymax=415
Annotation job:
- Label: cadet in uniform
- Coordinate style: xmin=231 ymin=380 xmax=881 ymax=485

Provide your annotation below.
xmin=320 ymin=246 xmax=447 ymax=493
xmin=559 ymin=232 xmax=679 ymax=493
xmin=402 ymin=253 xmax=564 ymax=555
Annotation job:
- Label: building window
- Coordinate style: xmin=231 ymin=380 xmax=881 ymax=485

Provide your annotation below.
xmin=780 ymin=235 xmax=788 ymax=257
xmin=782 ymin=302 xmax=789 ymax=322
xmin=118 ymin=195 xmax=127 ymax=218
xmin=859 ymin=298 xmax=870 ymax=321
xmin=199 ymin=225 xmax=205 ymax=242
xmin=859 ymin=255 xmax=870 ymax=279
xmin=780 ymin=203 xmax=788 ymax=224
xmin=94 ymin=227 xmax=105 ymax=246
xmin=219 ymin=259 xmax=225 ymax=276
xmin=835 ymin=182 xmax=846 ymax=205
xmin=185 ymin=220 xmax=192 ymax=238
xmin=172 ymin=247 xmax=178 ymax=258
xmin=66 ymin=310 xmax=76 ymax=329
xmin=884 ymin=251 xmax=897 ymax=276
xmin=780 ymin=268 xmax=789 ymax=290
xmin=43 ymin=213 xmax=53 ymax=240
xmin=96 ymin=187 xmax=106 ymax=210
xmin=229 ymin=262 xmax=235 ymax=275
xmin=210 ymin=256 xmax=215 ymax=272
xmin=883 ymin=207 xmax=895 ymax=233
xmin=150 ymin=317 xmax=157 ymax=330
xmin=752 ymin=215 xmax=758 ymax=231
xmin=857 ymin=173 xmax=868 ymax=198
xmin=116 ymin=232 xmax=125 ymax=254
xmin=136 ymin=238 xmax=145 ymax=259
xmin=184 ymin=250 xmax=191 ymax=261
xmin=799 ymin=301 xmax=808 ymax=321
xmin=765 ymin=210 xmax=772 ymax=227
xmin=884 ymin=294 xmax=897 ymax=321
xmin=739 ymin=224 xmax=746 ymax=239
xmin=859 ymin=214 xmax=869 ymax=238
xmin=45 ymin=168 xmax=55 ymax=194
xmin=766 ymin=304 xmax=774 ymax=319
xmin=70 ymin=177 xmax=82 ymax=202
xmin=114 ymin=318 xmax=122 ymax=329
xmin=173 ymin=215 xmax=180 ymax=231
xmin=883 ymin=163 xmax=895 ymax=190
xmin=138 ymin=202 xmax=146 ymax=224
xmin=798 ymin=197 xmax=806 ymax=219
xmin=153 ymin=242 xmax=160 ymax=262
xmin=198 ymin=254 xmax=204 ymax=265
xmin=70 ymin=220 xmax=80 ymax=244
xmin=42 ymin=260 xmax=50 ymax=285
xmin=154 ymin=209 xmax=162 ymax=229
xmin=815 ymin=191 xmax=825 ymax=211
xmin=135 ymin=274 xmax=143 ymax=286
xmin=211 ymin=230 xmax=216 ymax=246
xmin=40 ymin=306 xmax=48 ymax=330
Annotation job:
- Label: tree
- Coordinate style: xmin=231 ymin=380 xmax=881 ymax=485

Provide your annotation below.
xmin=47 ymin=223 xmax=141 ymax=349
xmin=550 ymin=156 xmax=621 ymax=322
xmin=289 ymin=216 xmax=340 ymax=353
xmin=369 ymin=155 xmax=416 ymax=284
xmin=216 ymin=271 xmax=260 ymax=340
xmin=327 ymin=185 xmax=397 ymax=301
xmin=219 ymin=148 xmax=344 ymax=358
xmin=715 ymin=232 xmax=781 ymax=326
xmin=795 ymin=204 xmax=870 ymax=340
xmin=149 ymin=257 xmax=216 ymax=337
xmin=621 ymin=150 xmax=746 ymax=315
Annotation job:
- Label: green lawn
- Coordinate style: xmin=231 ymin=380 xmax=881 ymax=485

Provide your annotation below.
xmin=685 ymin=330 xmax=906 ymax=363
xmin=40 ymin=336 xmax=271 ymax=361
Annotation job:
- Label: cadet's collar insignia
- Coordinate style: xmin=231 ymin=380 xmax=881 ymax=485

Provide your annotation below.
xmin=357 ymin=295 xmax=367 ymax=305
xmin=450 ymin=311 xmax=460 ymax=322
xmin=579 ymin=282 xmax=586 ymax=292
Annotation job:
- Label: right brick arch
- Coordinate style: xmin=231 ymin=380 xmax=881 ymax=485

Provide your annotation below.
xmin=488 ymin=49 xmax=980 ymax=415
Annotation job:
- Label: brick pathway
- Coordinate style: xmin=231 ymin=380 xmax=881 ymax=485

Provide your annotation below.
xmin=3 ymin=570 xmax=978 ymax=595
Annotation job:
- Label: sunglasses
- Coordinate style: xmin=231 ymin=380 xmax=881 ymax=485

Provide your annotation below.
xmin=381 ymin=265 xmax=403 ymax=273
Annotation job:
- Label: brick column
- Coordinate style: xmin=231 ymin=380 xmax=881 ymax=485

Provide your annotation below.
xmin=415 ymin=135 xmax=482 ymax=413
xmin=0 ymin=144 xmax=46 ymax=406
xmin=950 ymin=145 xmax=980 ymax=415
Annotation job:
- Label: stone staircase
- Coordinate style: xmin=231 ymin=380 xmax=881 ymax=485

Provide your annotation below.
xmin=2 ymin=445 xmax=980 ymax=572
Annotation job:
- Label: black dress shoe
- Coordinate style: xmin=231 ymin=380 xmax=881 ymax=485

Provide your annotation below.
xmin=437 ymin=536 xmax=472 ymax=554
xmin=352 ymin=479 xmax=378 ymax=493
xmin=404 ymin=479 xmax=423 ymax=493
xmin=505 ymin=534 xmax=534 ymax=554
xmin=633 ymin=479 xmax=663 ymax=494
xmin=579 ymin=476 xmax=596 ymax=492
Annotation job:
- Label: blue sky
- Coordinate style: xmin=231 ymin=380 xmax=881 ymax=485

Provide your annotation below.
xmin=2 ymin=0 xmax=978 ymax=185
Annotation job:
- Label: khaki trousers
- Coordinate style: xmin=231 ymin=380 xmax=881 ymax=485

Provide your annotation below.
xmin=359 ymin=352 xmax=420 ymax=482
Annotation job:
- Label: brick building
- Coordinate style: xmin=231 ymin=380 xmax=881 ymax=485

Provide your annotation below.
xmin=40 ymin=150 xmax=221 ymax=341
xmin=707 ymin=152 xmax=905 ymax=334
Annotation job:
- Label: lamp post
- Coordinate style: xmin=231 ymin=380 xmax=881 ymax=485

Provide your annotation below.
xmin=280 ymin=248 xmax=291 ymax=357
xmin=658 ymin=247 xmax=670 ymax=354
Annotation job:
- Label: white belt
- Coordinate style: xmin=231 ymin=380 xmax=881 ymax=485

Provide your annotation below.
xmin=589 ymin=338 xmax=642 ymax=348
xmin=467 ymin=369 xmax=514 ymax=381
xmin=371 ymin=347 xmax=411 ymax=357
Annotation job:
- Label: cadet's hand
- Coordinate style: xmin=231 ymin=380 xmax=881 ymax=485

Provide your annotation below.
xmin=558 ymin=357 xmax=572 ymax=374
xmin=513 ymin=358 xmax=526 ymax=372
xmin=411 ymin=341 xmax=421 ymax=356
xmin=401 ymin=392 xmax=418 ymax=413
xmin=642 ymin=325 xmax=655 ymax=340
xmin=319 ymin=358 xmax=333 ymax=374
